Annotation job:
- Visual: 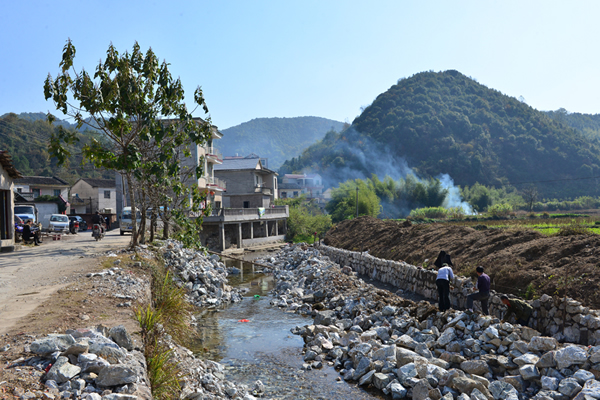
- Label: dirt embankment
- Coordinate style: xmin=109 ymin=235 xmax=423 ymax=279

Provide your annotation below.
xmin=323 ymin=216 xmax=600 ymax=309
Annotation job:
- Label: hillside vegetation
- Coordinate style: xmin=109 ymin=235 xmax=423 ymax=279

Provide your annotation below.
xmin=545 ymin=108 xmax=600 ymax=141
xmin=0 ymin=112 xmax=110 ymax=182
xmin=220 ymin=116 xmax=345 ymax=169
xmin=281 ymin=70 xmax=600 ymax=199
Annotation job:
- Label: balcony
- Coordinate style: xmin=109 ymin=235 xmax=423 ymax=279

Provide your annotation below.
xmin=202 ymin=205 xmax=289 ymax=222
xmin=254 ymin=183 xmax=273 ymax=195
xmin=206 ymin=176 xmax=226 ymax=191
xmin=205 ymin=147 xmax=223 ymax=164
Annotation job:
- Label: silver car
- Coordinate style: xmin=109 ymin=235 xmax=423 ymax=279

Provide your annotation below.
xmin=48 ymin=214 xmax=69 ymax=233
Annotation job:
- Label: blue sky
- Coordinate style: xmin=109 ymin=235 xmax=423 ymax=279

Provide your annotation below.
xmin=1 ymin=1 xmax=598 ymax=130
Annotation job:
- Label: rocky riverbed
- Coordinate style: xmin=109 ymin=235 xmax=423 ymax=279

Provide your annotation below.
xmin=256 ymin=244 xmax=600 ymax=400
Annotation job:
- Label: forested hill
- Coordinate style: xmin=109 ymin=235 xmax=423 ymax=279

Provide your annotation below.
xmin=545 ymin=109 xmax=600 ymax=141
xmin=0 ymin=112 xmax=111 ymax=183
xmin=220 ymin=116 xmax=346 ymax=169
xmin=280 ymin=70 xmax=600 ymax=198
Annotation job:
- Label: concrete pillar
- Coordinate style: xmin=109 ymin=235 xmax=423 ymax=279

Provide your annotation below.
xmin=219 ymin=222 xmax=225 ymax=251
xmin=238 ymin=222 xmax=243 ymax=249
xmin=250 ymin=221 xmax=254 ymax=239
xmin=265 ymin=220 xmax=269 ymax=238
xmin=275 ymin=220 xmax=279 ymax=236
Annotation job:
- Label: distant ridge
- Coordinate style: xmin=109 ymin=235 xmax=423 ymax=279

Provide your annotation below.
xmin=280 ymin=70 xmax=600 ymax=198
xmin=220 ymin=116 xmax=345 ymax=170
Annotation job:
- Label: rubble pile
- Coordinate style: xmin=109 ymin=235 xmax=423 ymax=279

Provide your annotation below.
xmin=86 ymin=266 xmax=147 ymax=309
xmin=9 ymin=325 xmax=151 ymax=400
xmin=160 ymin=240 xmax=243 ymax=308
xmin=259 ymin=244 xmax=600 ymax=400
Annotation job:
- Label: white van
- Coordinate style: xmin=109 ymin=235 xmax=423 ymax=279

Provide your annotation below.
xmin=120 ymin=207 xmax=142 ymax=236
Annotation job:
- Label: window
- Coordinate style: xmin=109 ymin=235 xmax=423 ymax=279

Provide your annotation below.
xmin=54 ymin=189 xmax=61 ymax=197
xmin=17 ymin=188 xmax=22 ymax=193
xmin=281 ymin=192 xmax=287 ymax=198
xmin=32 ymin=189 xmax=40 ymax=198
xmin=215 ymin=201 xmax=221 ymax=209
xmin=243 ymin=201 xmax=249 ymax=208
xmin=104 ymin=190 xmax=111 ymax=199
xmin=293 ymin=191 xmax=299 ymax=197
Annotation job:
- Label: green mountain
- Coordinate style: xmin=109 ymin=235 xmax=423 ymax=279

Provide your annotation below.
xmin=0 ymin=112 xmax=111 ymax=183
xmin=220 ymin=117 xmax=346 ymax=169
xmin=280 ymin=70 xmax=600 ymax=198
xmin=545 ymin=108 xmax=600 ymax=141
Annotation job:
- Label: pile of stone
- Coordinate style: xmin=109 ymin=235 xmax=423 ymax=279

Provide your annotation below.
xmin=86 ymin=266 xmax=147 ymax=308
xmin=10 ymin=325 xmax=151 ymax=399
xmin=160 ymin=240 xmax=243 ymax=308
xmin=258 ymin=244 xmax=600 ymax=400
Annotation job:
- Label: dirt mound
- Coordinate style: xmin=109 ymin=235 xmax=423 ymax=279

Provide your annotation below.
xmin=324 ymin=216 xmax=600 ymax=308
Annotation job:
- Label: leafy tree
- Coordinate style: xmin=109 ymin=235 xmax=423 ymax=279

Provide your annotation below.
xmin=325 ymin=179 xmax=380 ymax=222
xmin=274 ymin=196 xmax=331 ymax=242
xmin=44 ymin=40 xmax=212 ymax=247
xmin=521 ymin=185 xmax=539 ymax=212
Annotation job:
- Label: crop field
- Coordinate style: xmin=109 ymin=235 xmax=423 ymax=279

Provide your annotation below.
xmin=448 ymin=213 xmax=600 ymax=236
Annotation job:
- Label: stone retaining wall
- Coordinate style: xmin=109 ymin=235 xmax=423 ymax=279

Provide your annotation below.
xmin=317 ymin=244 xmax=600 ymax=345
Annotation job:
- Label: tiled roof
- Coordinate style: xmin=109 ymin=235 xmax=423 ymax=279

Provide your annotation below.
xmin=14 ymin=176 xmax=69 ymax=186
xmin=0 ymin=151 xmax=22 ymax=179
xmin=79 ymin=178 xmax=116 ymax=188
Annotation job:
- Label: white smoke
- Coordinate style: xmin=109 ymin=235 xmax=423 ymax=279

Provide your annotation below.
xmin=438 ymin=174 xmax=475 ymax=215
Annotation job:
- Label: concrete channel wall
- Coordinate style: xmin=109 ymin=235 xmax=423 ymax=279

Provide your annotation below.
xmin=317 ymin=243 xmax=600 ymax=345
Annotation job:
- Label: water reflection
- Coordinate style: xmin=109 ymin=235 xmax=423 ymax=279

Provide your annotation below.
xmin=192 ymin=256 xmax=384 ymax=400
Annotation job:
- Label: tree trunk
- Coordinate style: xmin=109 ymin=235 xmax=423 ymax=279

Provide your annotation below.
xmin=125 ymin=173 xmax=139 ymax=248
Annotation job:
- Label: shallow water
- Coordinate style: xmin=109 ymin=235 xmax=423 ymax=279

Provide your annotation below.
xmin=192 ymin=257 xmax=384 ymax=399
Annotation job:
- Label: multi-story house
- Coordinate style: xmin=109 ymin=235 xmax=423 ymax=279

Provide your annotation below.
xmin=70 ymin=178 xmax=117 ymax=214
xmin=14 ymin=176 xmax=70 ymax=201
xmin=279 ymin=173 xmax=324 ymax=200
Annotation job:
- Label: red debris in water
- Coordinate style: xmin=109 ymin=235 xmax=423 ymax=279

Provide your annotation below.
xmin=238 ymin=319 xmax=250 ymax=323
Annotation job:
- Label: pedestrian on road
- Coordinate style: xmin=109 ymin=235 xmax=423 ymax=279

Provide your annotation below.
xmin=436 ymin=263 xmax=454 ymax=311
xmin=466 ymin=266 xmax=491 ymax=315
xmin=501 ymin=295 xmax=533 ymax=326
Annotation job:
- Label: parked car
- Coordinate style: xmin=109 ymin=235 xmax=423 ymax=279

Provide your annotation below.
xmin=48 ymin=214 xmax=70 ymax=233
xmin=69 ymin=215 xmax=88 ymax=231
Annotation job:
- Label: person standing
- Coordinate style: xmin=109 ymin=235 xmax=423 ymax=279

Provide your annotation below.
xmin=500 ymin=295 xmax=533 ymax=326
xmin=436 ymin=263 xmax=454 ymax=311
xmin=466 ymin=266 xmax=491 ymax=315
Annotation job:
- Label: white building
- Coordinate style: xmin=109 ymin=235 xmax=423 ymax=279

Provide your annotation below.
xmin=70 ymin=178 xmax=117 ymax=214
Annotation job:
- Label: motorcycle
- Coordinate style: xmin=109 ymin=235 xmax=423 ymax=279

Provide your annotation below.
xmin=69 ymin=219 xmax=79 ymax=234
xmin=92 ymin=224 xmax=105 ymax=241
xmin=14 ymin=220 xmax=24 ymax=242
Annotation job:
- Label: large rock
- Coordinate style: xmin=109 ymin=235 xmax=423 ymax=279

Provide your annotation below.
xmin=519 ymin=364 xmax=540 ymax=381
xmin=513 ymin=353 xmax=540 ymax=366
xmin=109 ymin=325 xmax=134 ymax=351
xmin=437 ymin=328 xmax=456 ymax=347
xmin=558 ymin=377 xmax=582 ymax=397
xmin=95 ymin=365 xmax=138 ymax=387
xmin=31 ymin=334 xmax=76 ymax=355
xmin=372 ymin=345 xmax=396 ymax=361
xmin=528 ymin=336 xmax=558 ymax=352
xmin=579 ymin=379 xmax=600 ymax=398
xmin=488 ymin=380 xmax=519 ymax=400
xmin=452 ymin=376 xmax=491 ymax=397
xmin=460 ymin=360 xmax=489 ymax=376
xmin=45 ymin=356 xmax=81 ymax=384
xmin=373 ymin=373 xmax=391 ymax=390
xmin=389 ymin=382 xmax=407 ymax=399
xmin=314 ymin=310 xmax=336 ymax=326
xmin=555 ymin=345 xmax=589 ymax=370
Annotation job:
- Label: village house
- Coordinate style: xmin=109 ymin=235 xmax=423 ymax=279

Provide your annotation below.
xmin=0 ymin=151 xmax=22 ymax=252
xmin=70 ymin=178 xmax=117 ymax=214
xmin=279 ymin=173 xmax=324 ymax=200
xmin=214 ymin=154 xmax=278 ymax=208
xmin=13 ymin=176 xmax=70 ymax=216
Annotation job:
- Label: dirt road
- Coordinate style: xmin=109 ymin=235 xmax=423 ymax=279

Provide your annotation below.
xmin=0 ymin=229 xmax=131 ymax=335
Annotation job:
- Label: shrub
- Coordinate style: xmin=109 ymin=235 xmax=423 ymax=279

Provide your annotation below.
xmin=409 ymin=207 xmax=448 ymax=219
xmin=556 ymin=222 xmax=593 ymax=236
xmin=487 ymin=203 xmax=513 ymax=218
xmin=447 ymin=207 xmax=466 ymax=220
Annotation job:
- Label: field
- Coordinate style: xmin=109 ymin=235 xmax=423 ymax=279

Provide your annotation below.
xmin=324 ymin=214 xmax=600 ymax=309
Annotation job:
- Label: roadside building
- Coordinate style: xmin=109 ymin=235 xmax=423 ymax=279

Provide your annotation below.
xmin=13 ymin=176 xmax=70 ymax=216
xmin=0 ymin=151 xmax=22 ymax=252
xmin=70 ymin=178 xmax=117 ymax=214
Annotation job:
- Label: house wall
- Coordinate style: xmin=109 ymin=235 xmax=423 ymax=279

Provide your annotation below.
xmin=214 ymin=170 xmax=256 ymax=196
xmin=0 ymin=166 xmax=15 ymax=251
xmin=96 ymin=187 xmax=117 ymax=212
xmin=15 ymin=184 xmax=68 ymax=198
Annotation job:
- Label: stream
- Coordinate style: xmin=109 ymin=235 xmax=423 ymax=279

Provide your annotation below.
xmin=191 ymin=254 xmax=384 ymax=399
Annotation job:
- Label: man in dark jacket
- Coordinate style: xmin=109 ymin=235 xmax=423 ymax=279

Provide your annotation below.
xmin=501 ymin=295 xmax=533 ymax=326
xmin=23 ymin=220 xmax=41 ymax=246
xmin=466 ymin=266 xmax=491 ymax=315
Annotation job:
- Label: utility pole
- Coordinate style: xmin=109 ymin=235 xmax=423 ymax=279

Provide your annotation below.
xmin=355 ymin=186 xmax=359 ymax=218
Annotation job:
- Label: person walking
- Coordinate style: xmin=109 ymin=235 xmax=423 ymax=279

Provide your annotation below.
xmin=500 ymin=295 xmax=533 ymax=326
xmin=436 ymin=263 xmax=454 ymax=311
xmin=466 ymin=266 xmax=491 ymax=315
